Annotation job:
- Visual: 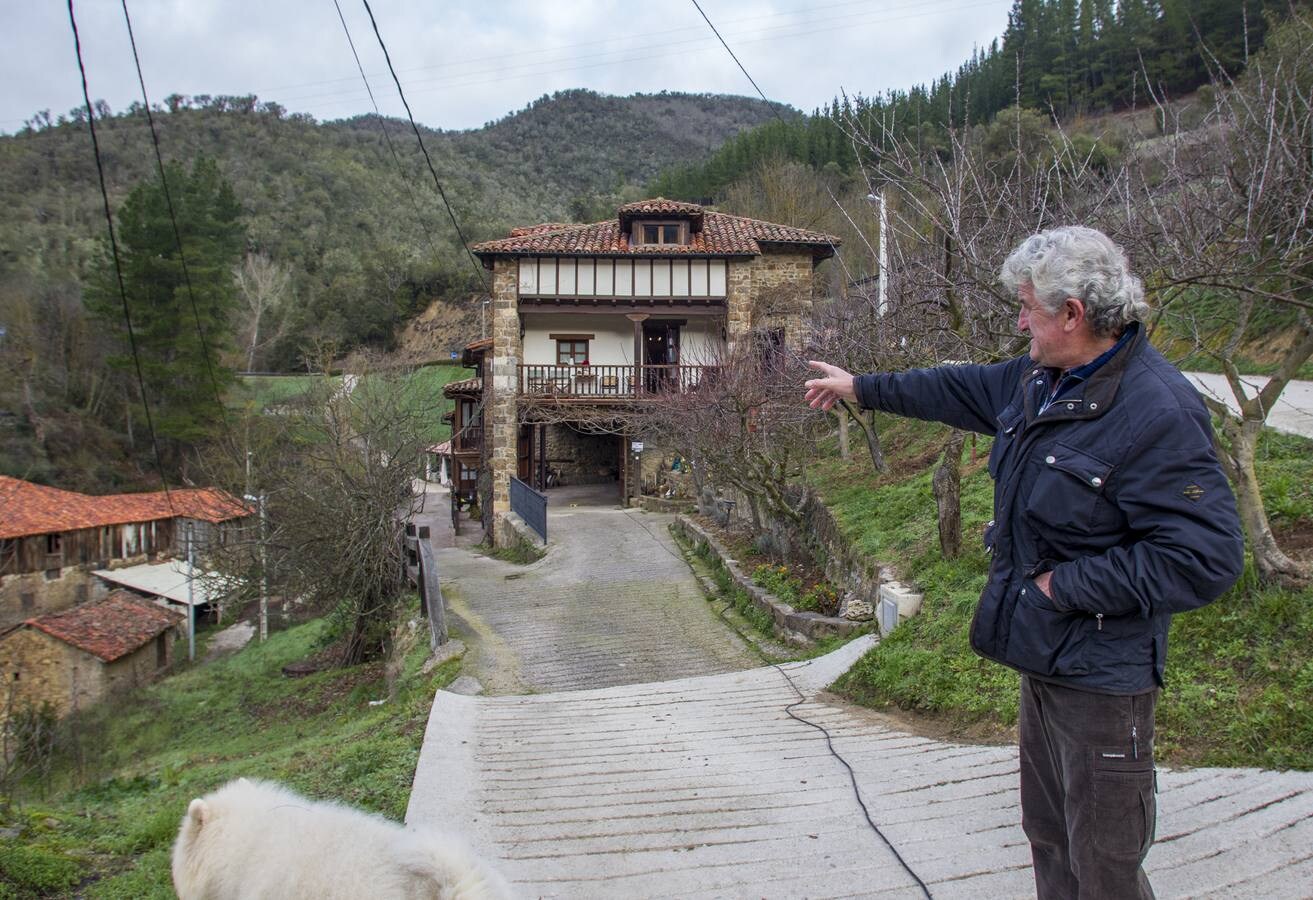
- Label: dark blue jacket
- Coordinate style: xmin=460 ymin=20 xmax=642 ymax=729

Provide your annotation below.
xmin=854 ymin=330 xmax=1245 ymax=694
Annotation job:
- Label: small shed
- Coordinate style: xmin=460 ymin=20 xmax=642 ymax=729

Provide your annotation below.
xmin=0 ymin=590 xmax=184 ymax=722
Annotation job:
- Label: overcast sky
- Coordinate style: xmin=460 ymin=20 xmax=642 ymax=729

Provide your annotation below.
xmin=3 ymin=0 xmax=1014 ymax=135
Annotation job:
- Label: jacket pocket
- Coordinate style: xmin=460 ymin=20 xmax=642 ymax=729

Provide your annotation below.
xmin=1023 ymin=441 xmax=1114 ymax=532
xmin=1004 ymin=580 xmax=1091 ymax=676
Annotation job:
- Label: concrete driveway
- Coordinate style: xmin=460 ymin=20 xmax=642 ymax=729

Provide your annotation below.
xmin=1185 ymin=372 xmax=1313 ymax=438
xmin=408 ymin=637 xmax=1313 ymax=898
xmin=426 ymin=483 xmax=759 ymax=694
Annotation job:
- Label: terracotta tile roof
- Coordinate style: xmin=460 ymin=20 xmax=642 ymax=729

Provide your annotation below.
xmin=472 ymin=205 xmax=839 ymax=260
xmin=442 ymin=376 xmax=482 ymax=397
xmin=24 ymin=590 xmax=183 ymax=662
xmin=464 ymin=337 xmax=493 ymax=352
xmin=0 ymin=476 xmax=252 ymax=540
xmin=617 ymin=198 xmax=706 ymax=223
xmin=509 ymin=223 xmax=574 ymax=237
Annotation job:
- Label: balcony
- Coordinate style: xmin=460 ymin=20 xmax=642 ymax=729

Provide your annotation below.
xmin=519 ymin=364 xmax=718 ymax=400
xmin=452 ymin=424 xmax=482 ymax=453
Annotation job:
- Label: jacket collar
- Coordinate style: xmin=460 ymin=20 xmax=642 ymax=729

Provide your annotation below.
xmin=1022 ymin=324 xmax=1144 ymax=424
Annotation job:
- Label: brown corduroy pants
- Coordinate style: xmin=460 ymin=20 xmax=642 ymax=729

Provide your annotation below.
xmin=1019 ymin=676 xmax=1158 ymax=900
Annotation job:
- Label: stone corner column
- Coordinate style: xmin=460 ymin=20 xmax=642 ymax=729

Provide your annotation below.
xmin=725 ymin=258 xmax=753 ymax=353
xmin=489 ymin=258 xmax=521 ymax=546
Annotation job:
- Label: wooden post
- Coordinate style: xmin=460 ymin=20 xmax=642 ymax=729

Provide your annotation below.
xmin=416 ymin=527 xmax=446 ymax=650
xmin=538 ymin=424 xmax=547 ymax=490
xmin=627 ymin=313 xmax=649 ymax=392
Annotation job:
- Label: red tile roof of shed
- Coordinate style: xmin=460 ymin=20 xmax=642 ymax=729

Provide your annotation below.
xmin=0 ymin=476 xmax=252 ymax=540
xmin=24 ymin=590 xmax=183 ymax=662
xmin=442 ymin=377 xmax=482 ymax=396
xmin=472 ymin=202 xmax=839 ymax=260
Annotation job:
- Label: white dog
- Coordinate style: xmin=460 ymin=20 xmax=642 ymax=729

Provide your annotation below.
xmin=171 ymin=778 xmax=511 ymax=899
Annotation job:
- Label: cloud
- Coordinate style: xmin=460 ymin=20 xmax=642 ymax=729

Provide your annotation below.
xmin=3 ymin=0 xmax=1011 ymax=133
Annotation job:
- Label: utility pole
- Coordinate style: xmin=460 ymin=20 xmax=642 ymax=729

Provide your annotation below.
xmin=245 ymin=492 xmax=269 ymax=641
xmin=258 ymin=494 xmax=268 ymax=642
xmin=185 ymin=521 xmax=195 ymax=662
xmin=867 ymin=188 xmax=889 ymax=317
xmin=480 ymin=299 xmax=490 ymax=339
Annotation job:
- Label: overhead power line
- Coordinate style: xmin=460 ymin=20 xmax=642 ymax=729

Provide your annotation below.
xmin=281 ymin=0 xmax=1005 ymax=114
xmin=358 ymin=0 xmax=489 ymax=293
xmin=265 ymin=0 xmax=954 ymax=96
xmin=330 ymin=0 xmax=446 ymax=266
xmin=688 ymin=0 xmax=927 ymax=892
xmin=65 ymin=0 xmax=175 ymax=518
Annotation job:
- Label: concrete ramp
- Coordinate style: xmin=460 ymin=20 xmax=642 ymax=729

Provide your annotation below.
xmin=408 ymin=637 xmax=1313 ymax=898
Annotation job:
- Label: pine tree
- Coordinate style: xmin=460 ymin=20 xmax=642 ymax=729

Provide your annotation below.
xmin=87 ymin=156 xmax=244 ymax=464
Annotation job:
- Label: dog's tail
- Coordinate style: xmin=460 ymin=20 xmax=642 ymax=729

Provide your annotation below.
xmin=394 ymin=828 xmax=514 ymax=900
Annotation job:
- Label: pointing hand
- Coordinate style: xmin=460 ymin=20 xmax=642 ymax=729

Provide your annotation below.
xmin=804 ymin=361 xmax=857 ymax=411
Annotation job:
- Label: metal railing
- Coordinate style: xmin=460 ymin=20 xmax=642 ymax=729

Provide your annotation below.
xmin=510 ymin=476 xmax=548 ymax=543
xmin=518 ymin=364 xmax=717 ymax=398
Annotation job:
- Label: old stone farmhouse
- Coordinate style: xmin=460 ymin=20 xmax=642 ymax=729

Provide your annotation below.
xmin=0 ymin=590 xmax=184 ymax=722
xmin=0 ymin=476 xmax=251 ymax=630
xmin=461 ymin=198 xmax=838 ymax=544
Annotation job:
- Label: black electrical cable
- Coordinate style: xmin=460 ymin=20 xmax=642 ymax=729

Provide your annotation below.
xmin=118 ymin=0 xmax=233 ymax=442
xmin=358 ymin=0 xmax=490 ymax=293
xmin=330 ymin=0 xmax=445 ymax=266
xmin=65 ymin=0 xmax=175 ymax=518
xmin=661 ymin=510 xmax=931 ymax=895
xmin=771 ymin=661 xmax=934 ymax=898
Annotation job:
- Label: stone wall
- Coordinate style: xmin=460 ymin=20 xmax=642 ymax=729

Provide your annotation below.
xmin=0 ymin=568 xmax=109 ymax=632
xmin=706 ymin=484 xmax=882 ymax=623
xmin=725 ymin=251 xmax=816 ymax=353
xmin=725 ymin=259 xmax=753 ymax=351
xmin=545 ymin=426 xmax=618 ymax=485
xmin=0 ymin=626 xmax=178 ymax=724
xmin=749 ymin=251 xmax=816 ymax=348
xmin=489 ymin=258 xmax=522 ymax=546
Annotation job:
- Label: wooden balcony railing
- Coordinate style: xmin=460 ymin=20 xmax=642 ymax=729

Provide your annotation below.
xmin=452 ymin=424 xmax=482 ymax=453
xmin=519 ymin=364 xmax=717 ymax=399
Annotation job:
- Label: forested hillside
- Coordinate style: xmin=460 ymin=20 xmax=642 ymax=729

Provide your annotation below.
xmin=0 ymin=89 xmax=784 ymax=368
xmin=0 ymin=89 xmax=783 ymax=488
xmin=652 ymin=0 xmax=1279 ymax=201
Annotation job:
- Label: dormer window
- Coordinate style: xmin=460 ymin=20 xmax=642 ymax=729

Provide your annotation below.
xmin=635 ymin=221 xmax=688 ymax=246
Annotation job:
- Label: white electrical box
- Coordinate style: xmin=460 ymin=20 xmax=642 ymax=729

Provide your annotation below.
xmin=878 ymin=596 xmax=900 ymax=635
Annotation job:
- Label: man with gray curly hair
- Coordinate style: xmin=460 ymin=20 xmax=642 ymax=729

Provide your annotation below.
xmin=806 ymin=225 xmax=1243 ymax=898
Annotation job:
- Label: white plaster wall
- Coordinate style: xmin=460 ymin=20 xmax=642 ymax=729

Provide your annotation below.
xmin=522 ymin=314 xmax=633 ymax=366
xmin=522 ymin=315 xmax=724 ymax=368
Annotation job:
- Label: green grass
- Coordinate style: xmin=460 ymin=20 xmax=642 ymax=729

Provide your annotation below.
xmin=814 ymin=416 xmax=1313 ymax=768
xmin=234 ymin=373 xmax=338 ymax=409
xmin=0 ymin=608 xmax=459 ymax=898
xmin=1151 ymin=288 xmax=1313 ymax=379
xmin=478 ymin=540 xmax=545 ymax=565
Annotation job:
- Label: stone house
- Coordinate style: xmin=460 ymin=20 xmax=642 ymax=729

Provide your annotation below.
xmin=466 ymin=198 xmax=838 ymax=545
xmin=0 ymin=590 xmax=184 ymax=723
xmin=0 ymin=476 xmax=251 ymax=630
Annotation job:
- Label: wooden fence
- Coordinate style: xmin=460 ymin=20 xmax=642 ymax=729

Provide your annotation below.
xmin=403 ymin=523 xmax=447 ymax=651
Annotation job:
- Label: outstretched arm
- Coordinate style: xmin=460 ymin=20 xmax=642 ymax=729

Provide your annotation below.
xmin=806 ymin=357 xmax=1028 ymax=436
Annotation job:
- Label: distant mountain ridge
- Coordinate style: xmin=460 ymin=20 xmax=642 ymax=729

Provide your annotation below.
xmin=0 ymin=89 xmax=787 ymax=367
